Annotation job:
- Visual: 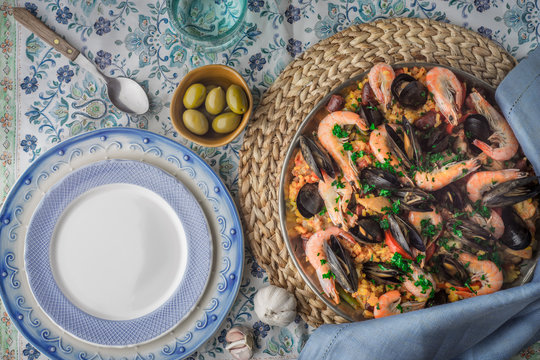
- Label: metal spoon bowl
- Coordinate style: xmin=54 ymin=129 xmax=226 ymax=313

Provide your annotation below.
xmin=13 ymin=7 xmax=149 ymax=115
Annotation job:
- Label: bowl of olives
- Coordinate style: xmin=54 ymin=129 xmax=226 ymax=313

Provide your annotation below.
xmin=170 ymin=64 xmax=253 ymax=147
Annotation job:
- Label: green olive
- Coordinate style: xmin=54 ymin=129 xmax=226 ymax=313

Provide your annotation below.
xmin=212 ymin=112 xmax=241 ymax=134
xmin=183 ymin=83 xmax=206 ymax=109
xmin=205 ymin=86 xmax=226 ymax=115
xmin=183 ymin=109 xmax=209 ymax=135
xmin=226 ymin=85 xmax=248 ymax=115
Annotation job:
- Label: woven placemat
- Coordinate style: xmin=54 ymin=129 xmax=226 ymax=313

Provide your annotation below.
xmin=238 ymin=17 xmax=516 ymax=327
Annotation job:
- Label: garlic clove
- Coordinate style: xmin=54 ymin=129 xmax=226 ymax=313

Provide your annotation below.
xmin=229 ymin=346 xmax=253 ymax=360
xmin=225 ymin=326 xmax=254 ymax=360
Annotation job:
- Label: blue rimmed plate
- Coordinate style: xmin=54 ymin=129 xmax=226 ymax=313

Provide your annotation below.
xmin=0 ymin=128 xmax=243 ymax=358
xmin=26 ymin=159 xmax=212 ymax=346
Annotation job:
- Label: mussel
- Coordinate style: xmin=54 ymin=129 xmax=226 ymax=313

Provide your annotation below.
xmin=349 ymin=218 xmax=384 ymax=244
xmin=358 ymin=104 xmax=384 ymax=128
xmin=385 ymin=119 xmax=422 ymax=169
xmin=324 ymin=235 xmax=359 ymax=293
xmin=499 ymin=207 xmax=531 ymax=250
xmin=436 ymin=254 xmax=469 ymax=287
xmin=434 ymin=183 xmax=465 ymax=212
xmin=391 ymin=73 xmax=428 ymax=109
xmin=482 ymin=176 xmax=540 ymax=208
xmin=387 ymin=214 xmax=426 ymax=256
xmin=420 ymin=126 xmax=451 ymax=154
xmin=426 ymin=290 xmax=448 ymax=307
xmin=393 ymin=187 xmax=434 ymax=212
xmin=464 ymin=114 xmax=492 ymax=155
xmin=296 ymin=183 xmax=324 ymax=218
xmin=445 ymin=218 xmax=495 ymax=252
xmin=360 ymin=167 xmax=401 ymax=190
xmin=299 ymin=135 xmax=335 ymax=180
xmin=363 ymin=262 xmax=404 ymax=284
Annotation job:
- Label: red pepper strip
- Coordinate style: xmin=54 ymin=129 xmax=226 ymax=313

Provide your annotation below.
xmin=384 ymin=230 xmax=414 ymax=260
xmin=425 ymin=242 xmax=437 ymax=263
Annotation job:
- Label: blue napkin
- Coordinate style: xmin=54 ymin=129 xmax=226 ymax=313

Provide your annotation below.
xmin=299 ymin=47 xmax=540 ymax=360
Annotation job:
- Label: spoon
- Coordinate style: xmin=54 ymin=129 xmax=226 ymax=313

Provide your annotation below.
xmin=13 ymin=8 xmax=149 ymax=115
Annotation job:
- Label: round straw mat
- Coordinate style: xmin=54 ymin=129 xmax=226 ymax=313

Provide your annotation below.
xmin=238 ymin=17 xmax=516 ymax=327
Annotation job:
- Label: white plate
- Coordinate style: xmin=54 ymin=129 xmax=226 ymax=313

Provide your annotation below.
xmin=0 ymin=128 xmax=244 ymax=358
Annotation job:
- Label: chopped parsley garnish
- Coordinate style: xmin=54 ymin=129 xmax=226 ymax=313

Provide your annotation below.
xmin=414 ymin=274 xmax=433 ymax=294
xmin=318 ymin=207 xmax=327 ymax=216
xmin=363 ymin=183 xmax=375 ymax=193
xmin=396 ymin=304 xmax=403 ymax=313
xmin=370 ymin=123 xmax=376 ymax=131
xmin=320 ymin=259 xmax=327 ymax=265
xmin=332 ymin=124 xmax=349 ymax=138
xmin=343 ymin=142 xmax=353 ymax=151
xmin=416 ymin=254 xmax=425 ymax=265
xmin=351 ymin=150 xmax=365 ymax=162
xmin=390 ymin=253 xmax=413 ymax=274
xmin=378 ymin=218 xmax=390 ymax=230
xmin=471 ymin=200 xmax=491 ymax=219
xmin=452 ymin=220 xmax=463 ymax=238
xmin=322 ymin=270 xmax=336 ymax=279
xmin=379 ymin=189 xmax=392 ymax=197
xmin=331 ymin=178 xmax=346 ymax=189
xmin=335 ymin=196 xmax=340 ymax=204
xmin=347 ymin=210 xmax=354 ymax=216
xmin=420 ymin=218 xmax=441 ymax=240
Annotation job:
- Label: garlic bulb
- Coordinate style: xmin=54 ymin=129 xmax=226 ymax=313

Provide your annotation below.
xmin=253 ymin=285 xmax=297 ymax=327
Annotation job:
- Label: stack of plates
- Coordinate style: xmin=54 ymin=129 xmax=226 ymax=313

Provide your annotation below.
xmin=0 ymin=128 xmax=243 ymax=359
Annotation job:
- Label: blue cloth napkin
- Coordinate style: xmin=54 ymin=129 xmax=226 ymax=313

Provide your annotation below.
xmin=299 ymin=47 xmax=540 ymax=360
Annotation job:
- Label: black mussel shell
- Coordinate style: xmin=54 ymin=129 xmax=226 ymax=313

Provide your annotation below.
xmin=299 ymin=135 xmax=335 ymax=180
xmin=420 ymin=126 xmax=451 ymax=154
xmin=385 ymin=124 xmax=412 ymax=168
xmin=296 ymin=183 xmax=324 ymax=218
xmin=402 ymin=117 xmax=422 ymax=165
xmin=393 ymin=187 xmax=434 ymax=212
xmin=387 ymin=214 xmax=414 ymax=258
xmin=350 ymin=218 xmax=384 ymax=244
xmin=358 ymin=104 xmax=384 ymax=128
xmin=434 ymin=183 xmax=465 ymax=212
xmin=324 ymin=235 xmax=359 ymax=293
xmin=391 ymin=73 xmax=428 ymax=109
xmin=482 ymin=176 xmax=540 ymax=208
xmin=438 ymin=254 xmax=469 ymax=287
xmin=500 ymin=207 xmax=532 ymax=250
xmin=363 ymin=262 xmax=404 ymax=284
xmin=426 ymin=290 xmax=447 ymax=307
xmin=464 ymin=114 xmax=492 ymax=155
xmin=396 ymin=215 xmax=426 ymax=252
xmin=445 ymin=218 xmax=495 ymax=252
xmin=360 ymin=167 xmax=401 ymax=190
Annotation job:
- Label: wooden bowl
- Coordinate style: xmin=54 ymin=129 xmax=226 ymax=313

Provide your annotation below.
xmin=170 ymin=65 xmax=253 ymax=147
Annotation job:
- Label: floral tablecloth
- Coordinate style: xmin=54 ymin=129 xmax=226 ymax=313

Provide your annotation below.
xmin=0 ymin=0 xmax=539 ymax=359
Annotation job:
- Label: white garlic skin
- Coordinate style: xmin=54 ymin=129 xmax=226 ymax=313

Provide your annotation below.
xmin=253 ymin=285 xmax=297 ymax=327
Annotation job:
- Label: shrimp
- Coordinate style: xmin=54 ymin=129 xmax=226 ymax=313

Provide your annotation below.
xmin=465 ymin=204 xmax=505 ymax=239
xmin=368 ymin=63 xmax=395 ymax=108
xmin=374 ymin=290 xmax=401 ymax=318
xmin=318 ymin=173 xmax=357 ymax=230
xmin=403 ymin=265 xmax=436 ymax=301
xmin=408 ymin=210 xmax=443 ymax=245
xmin=414 ymin=157 xmax=481 ymax=191
xmin=305 ymin=227 xmax=358 ymax=304
xmin=318 ymin=111 xmax=369 ymax=184
xmin=369 ymin=125 xmax=414 ymax=186
xmin=425 ymin=67 xmax=464 ymax=126
xmin=374 ymin=290 xmax=426 ymax=318
xmin=466 ymin=169 xmax=528 ymax=202
xmin=469 ymin=90 xmax=519 ymax=161
xmin=458 ymin=252 xmax=503 ymax=296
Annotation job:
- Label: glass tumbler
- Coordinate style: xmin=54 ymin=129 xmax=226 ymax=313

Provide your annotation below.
xmin=166 ymin=0 xmax=247 ymax=52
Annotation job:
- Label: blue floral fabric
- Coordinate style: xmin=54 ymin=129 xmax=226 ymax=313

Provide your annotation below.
xmin=8 ymin=0 xmax=539 ymax=358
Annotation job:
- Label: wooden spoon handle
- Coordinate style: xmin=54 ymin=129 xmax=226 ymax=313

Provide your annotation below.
xmin=13 ymin=7 xmax=80 ymax=61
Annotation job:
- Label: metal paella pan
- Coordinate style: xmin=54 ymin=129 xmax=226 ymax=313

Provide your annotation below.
xmin=279 ymin=62 xmax=539 ymax=322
